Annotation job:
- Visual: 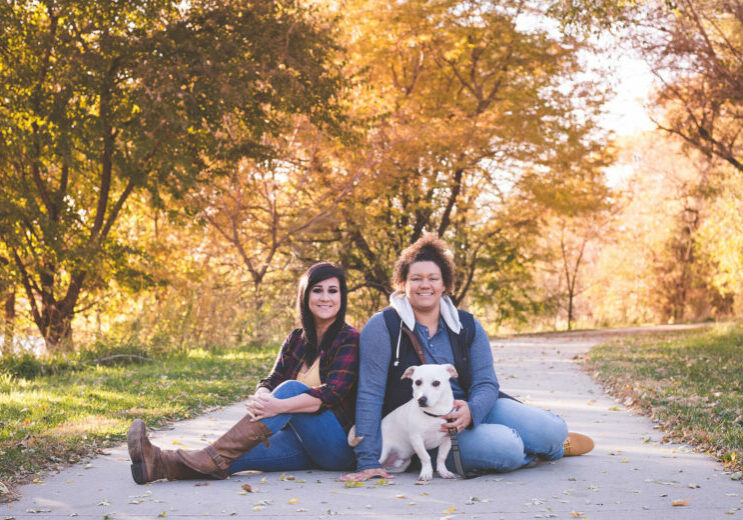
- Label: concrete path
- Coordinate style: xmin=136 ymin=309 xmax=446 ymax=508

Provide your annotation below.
xmin=2 ymin=327 xmax=742 ymax=519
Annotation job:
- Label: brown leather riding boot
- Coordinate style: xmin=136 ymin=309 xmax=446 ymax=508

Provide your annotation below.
xmin=128 ymin=419 xmax=206 ymax=484
xmin=176 ymin=415 xmax=272 ymax=479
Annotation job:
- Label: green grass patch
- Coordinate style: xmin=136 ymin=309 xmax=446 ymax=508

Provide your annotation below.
xmin=586 ymin=324 xmax=743 ymax=473
xmin=0 ymin=345 xmax=275 ymax=495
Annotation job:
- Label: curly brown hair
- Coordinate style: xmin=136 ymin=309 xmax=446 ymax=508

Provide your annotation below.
xmin=392 ymin=234 xmax=456 ymax=293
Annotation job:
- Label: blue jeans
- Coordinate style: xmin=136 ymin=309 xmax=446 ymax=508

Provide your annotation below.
xmin=451 ymin=397 xmax=568 ymax=472
xmin=229 ymin=380 xmax=354 ymax=474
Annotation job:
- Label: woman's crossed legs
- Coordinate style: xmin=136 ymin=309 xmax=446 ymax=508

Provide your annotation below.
xmin=229 ymin=380 xmax=354 ymax=474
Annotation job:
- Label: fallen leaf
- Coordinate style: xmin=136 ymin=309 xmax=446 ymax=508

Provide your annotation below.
xmin=194 ymin=482 xmax=209 ymax=487
xmin=241 ymin=484 xmax=252 ymax=492
xmin=288 ymin=498 xmax=299 ymax=505
xmin=395 ymin=494 xmax=406 ymax=499
xmin=157 ymin=512 xmax=167 ymax=518
xmin=672 ymin=499 xmax=690 ymax=507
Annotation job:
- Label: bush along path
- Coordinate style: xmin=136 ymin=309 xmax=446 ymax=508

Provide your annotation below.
xmin=2 ymin=325 xmax=742 ymax=519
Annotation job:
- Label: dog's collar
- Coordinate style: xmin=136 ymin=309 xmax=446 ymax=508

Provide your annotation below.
xmin=422 ymin=407 xmax=455 ymax=418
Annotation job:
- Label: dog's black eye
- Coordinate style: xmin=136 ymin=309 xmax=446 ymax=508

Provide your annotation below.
xmin=415 ymin=379 xmax=422 ymax=386
xmin=432 ymin=380 xmax=440 ymax=387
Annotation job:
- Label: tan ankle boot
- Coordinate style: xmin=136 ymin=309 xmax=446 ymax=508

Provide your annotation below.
xmin=563 ymin=432 xmax=594 ymax=456
xmin=177 ymin=415 xmax=271 ymax=479
xmin=127 ymin=419 xmax=206 ymax=483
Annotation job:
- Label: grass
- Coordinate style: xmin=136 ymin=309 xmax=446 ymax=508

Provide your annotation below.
xmin=585 ymin=323 xmax=743 ymax=474
xmin=0 ymin=346 xmax=275 ymax=499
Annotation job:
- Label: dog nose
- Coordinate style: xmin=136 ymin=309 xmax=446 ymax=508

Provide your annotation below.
xmin=417 ymin=396 xmax=428 ymax=407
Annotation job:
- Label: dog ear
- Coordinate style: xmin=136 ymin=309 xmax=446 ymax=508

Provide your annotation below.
xmin=444 ymin=363 xmax=458 ymax=378
xmin=401 ymin=365 xmax=418 ymax=380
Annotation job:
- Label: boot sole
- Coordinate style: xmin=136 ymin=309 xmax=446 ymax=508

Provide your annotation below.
xmin=127 ymin=419 xmax=148 ymax=484
xmin=130 ymin=462 xmax=146 ymax=484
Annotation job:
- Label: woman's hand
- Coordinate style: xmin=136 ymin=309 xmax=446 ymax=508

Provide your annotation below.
xmin=247 ymin=392 xmax=286 ymax=421
xmin=340 ymin=467 xmax=394 ymax=482
xmin=440 ymin=400 xmax=472 ymax=432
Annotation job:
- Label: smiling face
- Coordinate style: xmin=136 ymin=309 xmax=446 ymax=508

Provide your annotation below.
xmin=404 ymin=261 xmax=445 ymax=314
xmin=308 ymin=276 xmax=341 ymax=327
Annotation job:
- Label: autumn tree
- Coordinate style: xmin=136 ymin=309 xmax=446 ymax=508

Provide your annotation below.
xmin=585 ymin=132 xmax=729 ymax=325
xmin=553 ymin=0 xmax=743 ymax=172
xmin=191 ymin=114 xmax=364 ymax=307
xmin=312 ymin=0 xmax=612 ymax=317
xmin=0 ymin=249 xmax=15 ymax=353
xmin=695 ymin=166 xmax=743 ymax=315
xmin=0 ymin=0 xmax=342 ymax=350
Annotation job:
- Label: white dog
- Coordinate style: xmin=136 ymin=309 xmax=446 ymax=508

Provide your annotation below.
xmin=351 ymin=363 xmax=458 ymax=481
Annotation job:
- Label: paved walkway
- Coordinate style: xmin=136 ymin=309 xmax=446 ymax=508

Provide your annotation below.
xmin=2 ymin=327 xmax=741 ymax=519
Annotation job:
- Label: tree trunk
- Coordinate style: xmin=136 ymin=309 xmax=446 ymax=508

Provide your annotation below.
xmin=2 ymin=286 xmax=15 ymax=355
xmin=567 ymin=290 xmax=574 ymax=331
xmin=38 ymin=298 xmax=74 ymax=352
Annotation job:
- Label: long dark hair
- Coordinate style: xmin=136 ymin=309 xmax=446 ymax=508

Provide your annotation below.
xmin=297 ymin=262 xmax=348 ymax=363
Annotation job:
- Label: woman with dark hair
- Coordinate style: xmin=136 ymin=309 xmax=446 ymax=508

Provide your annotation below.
xmin=127 ymin=262 xmax=359 ymax=484
xmin=342 ymin=235 xmax=593 ymax=482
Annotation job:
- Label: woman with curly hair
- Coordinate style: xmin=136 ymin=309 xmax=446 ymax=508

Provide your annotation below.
xmin=127 ymin=262 xmax=359 ymax=483
xmin=342 ymin=235 xmax=593 ymax=481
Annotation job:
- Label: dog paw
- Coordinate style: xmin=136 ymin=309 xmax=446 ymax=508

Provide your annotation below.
xmin=438 ymin=469 xmax=456 ymax=479
xmin=417 ymin=471 xmax=433 ymax=481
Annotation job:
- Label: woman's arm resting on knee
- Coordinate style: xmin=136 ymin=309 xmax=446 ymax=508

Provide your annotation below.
xmin=249 ymin=392 xmax=322 ymax=420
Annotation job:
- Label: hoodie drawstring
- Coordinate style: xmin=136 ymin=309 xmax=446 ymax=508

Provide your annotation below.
xmin=393 ymin=319 xmax=403 ymax=366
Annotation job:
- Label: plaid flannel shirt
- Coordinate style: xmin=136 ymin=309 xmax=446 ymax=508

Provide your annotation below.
xmin=257 ymin=324 xmax=359 ymax=432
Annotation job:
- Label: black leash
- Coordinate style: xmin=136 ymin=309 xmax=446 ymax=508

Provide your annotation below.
xmin=423 ymin=409 xmax=481 ymax=479
xmin=446 ymin=419 xmax=481 ymax=479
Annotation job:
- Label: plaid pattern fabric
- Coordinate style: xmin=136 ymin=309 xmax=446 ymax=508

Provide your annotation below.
xmin=258 ymin=324 xmax=359 ymax=432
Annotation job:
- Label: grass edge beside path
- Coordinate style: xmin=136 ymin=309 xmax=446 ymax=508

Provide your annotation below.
xmin=0 ymin=346 xmax=275 ymax=502
xmin=583 ymin=323 xmax=743 ymax=478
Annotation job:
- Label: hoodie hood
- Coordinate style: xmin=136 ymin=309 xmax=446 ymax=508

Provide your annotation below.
xmin=388 ymin=291 xmax=462 ymax=334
